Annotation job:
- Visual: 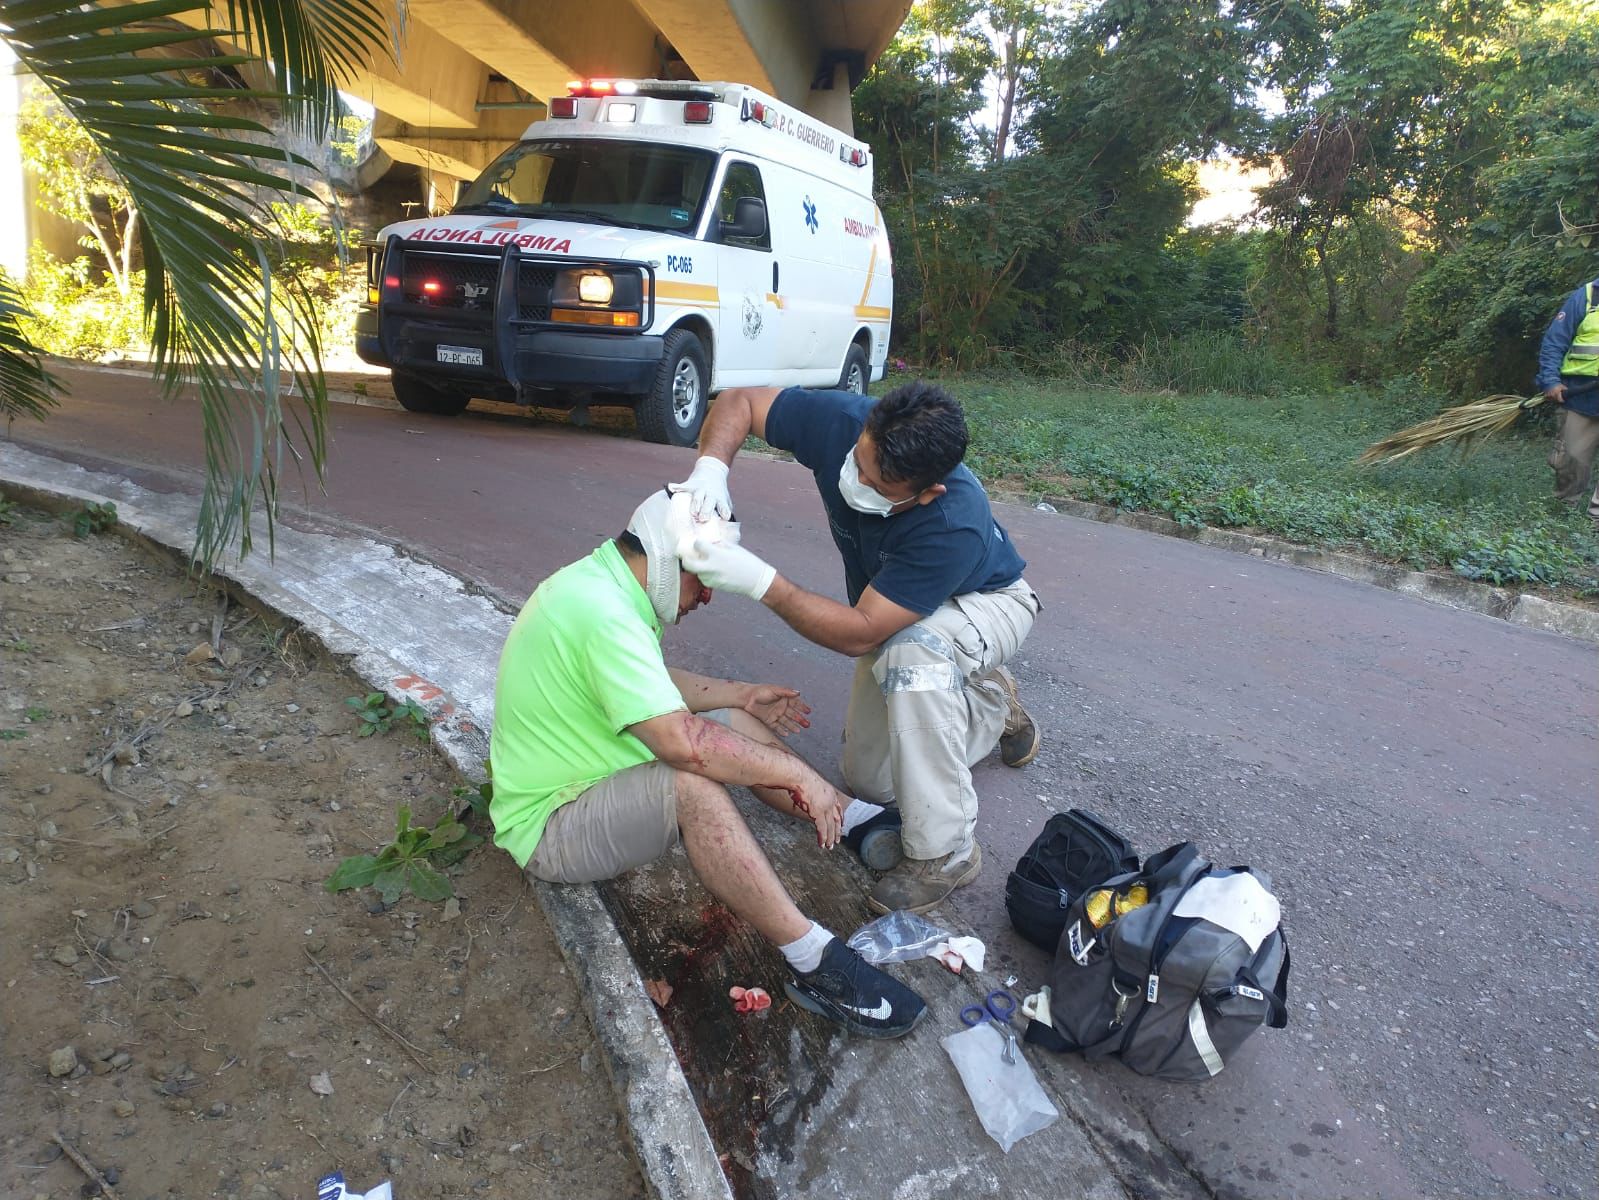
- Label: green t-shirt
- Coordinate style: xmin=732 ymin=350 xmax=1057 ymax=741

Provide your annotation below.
xmin=489 ymin=540 xmax=687 ymax=867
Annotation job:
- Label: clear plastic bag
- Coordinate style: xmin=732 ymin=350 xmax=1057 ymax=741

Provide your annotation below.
xmin=846 ymin=910 xmax=950 ymax=964
xmin=941 ymin=1023 xmax=1059 ymax=1152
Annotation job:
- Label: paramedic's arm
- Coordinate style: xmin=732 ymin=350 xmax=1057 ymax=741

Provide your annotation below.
xmin=698 ymin=386 xmax=782 ymax=464
xmin=670 ymin=387 xmax=783 ymax=519
xmin=681 ymin=535 xmax=922 ymax=658
xmin=761 ymin=578 xmax=921 ymax=659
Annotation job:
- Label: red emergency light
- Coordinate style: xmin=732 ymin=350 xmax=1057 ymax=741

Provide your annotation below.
xmin=422 ymin=280 xmax=442 ymax=295
xmin=550 ymin=96 xmax=577 ymax=118
xmin=742 ymin=99 xmax=774 ymax=127
xmin=568 ymin=79 xmax=637 ymax=98
xmin=840 ymin=146 xmax=868 ymax=167
xmin=683 ymin=101 xmax=712 ymax=124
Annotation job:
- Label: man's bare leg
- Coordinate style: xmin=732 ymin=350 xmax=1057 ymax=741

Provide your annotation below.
xmin=673 ymin=769 xmax=810 ymax=945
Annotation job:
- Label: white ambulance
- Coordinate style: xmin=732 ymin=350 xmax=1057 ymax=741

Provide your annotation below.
xmin=355 ymin=78 xmax=893 ymax=444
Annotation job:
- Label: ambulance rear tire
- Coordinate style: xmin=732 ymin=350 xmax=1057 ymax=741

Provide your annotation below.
xmin=839 ymin=343 xmax=870 ymax=394
xmin=393 ymin=372 xmax=471 ymax=416
xmin=637 ymin=329 xmax=708 ymax=446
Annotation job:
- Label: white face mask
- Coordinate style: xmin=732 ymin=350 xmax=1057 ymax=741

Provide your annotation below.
xmin=838 ymin=449 xmax=901 ymax=517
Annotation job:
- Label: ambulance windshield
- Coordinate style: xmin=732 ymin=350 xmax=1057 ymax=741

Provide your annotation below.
xmin=455 ymin=139 xmax=717 ymax=235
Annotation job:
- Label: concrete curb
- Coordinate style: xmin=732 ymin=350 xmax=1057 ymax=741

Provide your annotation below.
xmin=1025 ymin=494 xmax=1599 ymax=646
xmin=0 ymin=445 xmax=732 ymax=1200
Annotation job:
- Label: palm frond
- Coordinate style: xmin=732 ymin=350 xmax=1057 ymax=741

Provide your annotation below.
xmin=0 ymin=268 xmax=62 ymax=422
xmin=221 ymin=0 xmax=398 ymax=138
xmin=1 ymin=0 xmax=392 ymax=567
xmin=1357 ymin=394 xmax=1550 ymax=466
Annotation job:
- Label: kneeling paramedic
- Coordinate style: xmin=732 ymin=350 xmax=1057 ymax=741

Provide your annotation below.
xmin=672 ymin=381 xmax=1041 ymax=916
xmin=488 ymin=489 xmax=927 ymax=1038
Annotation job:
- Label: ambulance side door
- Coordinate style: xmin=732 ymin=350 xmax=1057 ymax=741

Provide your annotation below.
xmin=706 ymin=158 xmax=785 ymax=387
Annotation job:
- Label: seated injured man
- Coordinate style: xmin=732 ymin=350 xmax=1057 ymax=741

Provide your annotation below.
xmin=488 ymin=489 xmax=927 ymax=1039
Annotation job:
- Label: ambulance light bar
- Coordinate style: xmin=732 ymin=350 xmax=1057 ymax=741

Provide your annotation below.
xmin=839 ymin=145 xmax=869 ymax=168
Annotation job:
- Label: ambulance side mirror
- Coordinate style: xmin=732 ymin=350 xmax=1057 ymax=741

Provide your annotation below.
xmin=720 ymin=196 xmax=767 ymax=242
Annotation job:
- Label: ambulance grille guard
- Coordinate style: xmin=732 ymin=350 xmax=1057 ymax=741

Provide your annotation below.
xmin=375 ymin=234 xmax=656 ymax=385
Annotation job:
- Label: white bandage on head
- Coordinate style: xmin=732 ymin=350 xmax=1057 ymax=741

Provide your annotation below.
xmin=626 ymin=488 xmax=741 ymax=625
xmin=627 ymin=489 xmax=694 ymax=625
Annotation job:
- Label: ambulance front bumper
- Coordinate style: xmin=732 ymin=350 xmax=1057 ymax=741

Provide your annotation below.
xmin=356 ymin=309 xmax=663 ymax=395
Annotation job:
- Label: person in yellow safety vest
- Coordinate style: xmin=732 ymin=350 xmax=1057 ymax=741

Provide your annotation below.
xmin=1536 ymin=277 xmax=1599 ymax=524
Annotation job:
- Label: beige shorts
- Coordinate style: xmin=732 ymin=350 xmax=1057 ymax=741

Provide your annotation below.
xmin=525 ymin=708 xmax=732 ymax=885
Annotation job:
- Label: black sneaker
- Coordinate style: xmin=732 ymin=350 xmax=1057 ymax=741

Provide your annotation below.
xmin=784 ymin=938 xmax=927 ymax=1039
xmin=842 ymin=807 xmax=903 ymax=870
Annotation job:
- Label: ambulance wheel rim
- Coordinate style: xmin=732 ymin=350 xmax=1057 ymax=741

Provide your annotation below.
xmin=845 ymin=363 xmax=866 ymax=393
xmin=671 ymin=359 xmax=702 ymax=426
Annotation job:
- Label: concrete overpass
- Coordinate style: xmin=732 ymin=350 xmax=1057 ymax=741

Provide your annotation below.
xmin=341 ymin=0 xmax=913 ymax=197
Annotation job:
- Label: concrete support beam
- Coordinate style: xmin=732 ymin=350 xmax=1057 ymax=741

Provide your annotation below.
xmin=628 ymin=0 xmax=815 ymax=99
xmin=376 ymin=135 xmax=503 ymax=183
xmin=342 ymin=18 xmax=485 ymax=130
xmin=408 ymin=0 xmax=659 ymax=103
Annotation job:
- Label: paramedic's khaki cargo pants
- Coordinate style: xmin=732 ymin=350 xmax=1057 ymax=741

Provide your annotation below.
xmin=842 ymin=579 xmax=1040 ymax=860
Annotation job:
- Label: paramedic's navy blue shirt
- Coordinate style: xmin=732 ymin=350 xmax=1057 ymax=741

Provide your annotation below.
xmin=764 ymin=388 xmax=1025 ymax=614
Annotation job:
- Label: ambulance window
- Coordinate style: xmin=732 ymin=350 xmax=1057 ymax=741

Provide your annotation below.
xmin=716 ymin=162 xmax=770 ymax=252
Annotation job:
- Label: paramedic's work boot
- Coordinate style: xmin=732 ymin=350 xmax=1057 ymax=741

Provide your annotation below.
xmin=843 ymin=807 xmax=903 ymax=871
xmin=784 ymin=938 xmax=927 ymax=1039
xmin=867 ymin=842 xmax=982 ymax=916
xmin=987 ymin=665 xmax=1040 ymax=768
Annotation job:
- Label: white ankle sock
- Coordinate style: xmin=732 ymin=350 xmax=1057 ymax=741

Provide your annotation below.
xmin=840 ymin=798 xmax=884 ymax=837
xmin=779 ymin=921 xmax=834 ymax=974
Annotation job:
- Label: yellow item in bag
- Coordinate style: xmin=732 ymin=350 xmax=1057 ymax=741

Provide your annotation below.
xmin=1084 ymin=889 xmax=1114 ymax=928
xmin=1115 ymin=882 xmax=1150 ymax=915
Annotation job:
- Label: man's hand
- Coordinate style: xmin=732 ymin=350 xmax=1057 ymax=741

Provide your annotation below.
xmin=1545 ymin=383 xmax=1568 ymax=404
xmin=682 ymin=537 xmax=776 ymax=600
xmin=668 ymin=456 xmax=733 ymax=521
xmin=786 ymin=771 xmax=846 ymax=850
xmin=742 ymin=684 xmax=811 ymax=736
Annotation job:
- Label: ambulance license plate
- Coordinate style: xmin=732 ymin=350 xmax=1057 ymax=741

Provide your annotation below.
xmin=436 ymin=344 xmax=483 ymax=366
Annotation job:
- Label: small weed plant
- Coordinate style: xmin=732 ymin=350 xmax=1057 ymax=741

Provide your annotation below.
xmin=0 ymin=728 xmax=27 ymax=741
xmin=325 ymin=804 xmax=482 ymax=903
xmin=0 ymin=496 xmax=19 ymax=526
xmin=451 ymin=762 xmax=493 ymax=821
xmin=71 ymin=501 xmax=117 ymax=538
xmin=346 ymin=692 xmax=432 ymax=740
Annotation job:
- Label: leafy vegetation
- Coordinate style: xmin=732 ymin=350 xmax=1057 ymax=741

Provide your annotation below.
xmin=70 ymin=501 xmax=117 ymax=539
xmin=952 ymin=377 xmax=1598 ymax=592
xmin=1 ymin=0 xmax=394 ymax=568
xmin=345 ymin=692 xmax=432 ymax=741
xmin=325 ymin=804 xmax=482 ymax=904
xmin=854 ymin=0 xmax=1596 ymax=396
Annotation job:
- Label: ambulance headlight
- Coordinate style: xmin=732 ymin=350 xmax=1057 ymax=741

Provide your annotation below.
xmin=549 ymin=267 xmax=645 ymax=328
xmin=578 ymin=273 xmax=614 ymax=304
xmin=553 ymin=268 xmax=640 ymax=308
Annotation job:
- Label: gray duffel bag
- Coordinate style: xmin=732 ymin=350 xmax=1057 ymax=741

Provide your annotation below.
xmin=1040 ymin=842 xmax=1290 ymax=1081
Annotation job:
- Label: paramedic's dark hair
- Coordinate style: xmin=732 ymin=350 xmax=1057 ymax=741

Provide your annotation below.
xmin=864 ymin=381 xmax=969 ymax=490
xmin=616 ymin=530 xmax=645 ymax=557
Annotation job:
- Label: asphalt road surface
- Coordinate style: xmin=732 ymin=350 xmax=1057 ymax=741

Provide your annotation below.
xmin=13 ymin=366 xmax=1597 ymax=1199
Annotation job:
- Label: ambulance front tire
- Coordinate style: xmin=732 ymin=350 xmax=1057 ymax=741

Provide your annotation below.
xmin=392 ymin=372 xmax=471 ymax=416
xmin=839 ymin=343 xmax=870 ymax=394
xmin=636 ymin=328 xmax=708 ymax=446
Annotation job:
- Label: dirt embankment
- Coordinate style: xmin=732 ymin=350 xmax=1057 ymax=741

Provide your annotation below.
xmin=0 ymin=504 xmax=642 ymax=1200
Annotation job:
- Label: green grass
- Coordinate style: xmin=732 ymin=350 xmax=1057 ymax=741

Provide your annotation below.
xmin=944 ymin=377 xmax=1598 ymax=596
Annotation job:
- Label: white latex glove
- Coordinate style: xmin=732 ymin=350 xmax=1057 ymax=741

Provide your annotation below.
xmin=681 ymin=536 xmax=776 ymax=601
xmin=668 ymin=456 xmax=733 ymax=521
